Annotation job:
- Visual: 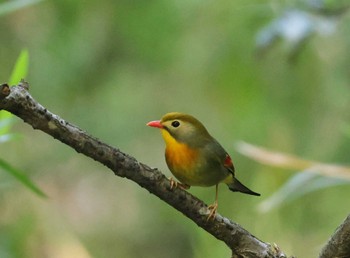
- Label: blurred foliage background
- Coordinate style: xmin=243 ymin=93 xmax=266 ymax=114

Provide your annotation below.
xmin=1 ymin=0 xmax=350 ymax=257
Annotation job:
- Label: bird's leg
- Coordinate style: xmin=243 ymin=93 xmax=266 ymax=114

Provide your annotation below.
xmin=207 ymin=184 xmax=219 ymax=221
xmin=169 ymin=177 xmax=190 ymax=190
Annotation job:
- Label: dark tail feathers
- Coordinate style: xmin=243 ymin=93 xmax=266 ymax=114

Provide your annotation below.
xmin=228 ymin=178 xmax=260 ymax=196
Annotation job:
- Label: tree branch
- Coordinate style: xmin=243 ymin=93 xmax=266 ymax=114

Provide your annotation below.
xmin=319 ymin=214 xmax=350 ymax=258
xmin=0 ymin=81 xmax=288 ymax=258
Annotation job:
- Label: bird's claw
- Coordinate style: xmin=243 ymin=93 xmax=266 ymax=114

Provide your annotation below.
xmin=169 ymin=177 xmax=190 ymax=190
xmin=207 ymin=202 xmax=218 ymax=221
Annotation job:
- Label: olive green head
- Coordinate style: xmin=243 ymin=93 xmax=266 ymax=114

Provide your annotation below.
xmin=159 ymin=112 xmax=212 ymax=147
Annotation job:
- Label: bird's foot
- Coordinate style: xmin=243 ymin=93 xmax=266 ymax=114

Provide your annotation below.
xmin=207 ymin=202 xmax=218 ymax=221
xmin=169 ymin=177 xmax=190 ymax=190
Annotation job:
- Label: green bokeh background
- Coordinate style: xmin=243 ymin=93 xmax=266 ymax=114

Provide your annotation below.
xmin=1 ymin=1 xmax=350 ymax=257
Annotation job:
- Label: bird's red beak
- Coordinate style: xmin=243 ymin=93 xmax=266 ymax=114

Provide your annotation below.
xmin=147 ymin=120 xmax=163 ymax=128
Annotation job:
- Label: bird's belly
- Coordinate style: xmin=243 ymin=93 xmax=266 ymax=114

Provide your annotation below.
xmin=165 ymin=148 xmax=227 ymax=187
xmin=172 ymin=167 xmax=221 ymax=187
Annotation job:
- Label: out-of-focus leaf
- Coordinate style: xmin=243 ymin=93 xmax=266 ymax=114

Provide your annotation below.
xmin=0 ymin=159 xmax=47 ymax=198
xmin=0 ymin=134 xmax=20 ymax=143
xmin=0 ymin=111 xmax=13 ymax=122
xmin=258 ymin=171 xmax=349 ymax=213
xmin=255 ymin=8 xmax=338 ymax=58
xmin=8 ymin=49 xmax=29 ymax=86
xmin=236 ymin=141 xmax=350 ymax=212
xmin=0 ymin=49 xmax=30 ymax=122
xmin=256 ymin=10 xmax=312 ymax=48
xmin=236 ymin=141 xmax=350 ymax=180
xmin=0 ymin=117 xmax=16 ymax=135
xmin=0 ymin=0 xmax=44 ymax=16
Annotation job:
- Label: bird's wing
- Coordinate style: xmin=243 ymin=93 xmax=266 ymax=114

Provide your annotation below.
xmin=207 ymin=138 xmax=235 ymax=175
xmin=223 ymin=153 xmax=235 ymax=174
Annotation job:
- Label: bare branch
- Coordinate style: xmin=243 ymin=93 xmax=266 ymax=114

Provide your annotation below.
xmin=0 ymin=82 xmax=288 ymax=258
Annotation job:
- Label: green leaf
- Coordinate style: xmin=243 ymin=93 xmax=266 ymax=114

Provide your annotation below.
xmin=0 ymin=0 xmax=44 ymax=17
xmin=0 ymin=48 xmax=30 ymax=128
xmin=9 ymin=49 xmax=29 ymax=85
xmin=0 ymin=159 xmax=47 ymax=198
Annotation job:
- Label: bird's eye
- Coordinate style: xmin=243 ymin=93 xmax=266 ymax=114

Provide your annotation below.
xmin=171 ymin=121 xmax=180 ymax=128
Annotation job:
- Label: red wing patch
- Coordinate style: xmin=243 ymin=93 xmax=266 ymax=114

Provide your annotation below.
xmin=224 ymin=154 xmax=235 ymax=172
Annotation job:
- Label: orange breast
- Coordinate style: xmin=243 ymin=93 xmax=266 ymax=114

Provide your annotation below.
xmin=161 ymin=129 xmax=199 ymax=173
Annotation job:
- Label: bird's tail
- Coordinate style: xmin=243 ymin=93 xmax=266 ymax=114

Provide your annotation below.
xmin=227 ymin=178 xmax=260 ymax=196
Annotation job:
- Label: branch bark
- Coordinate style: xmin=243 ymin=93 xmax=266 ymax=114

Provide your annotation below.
xmin=319 ymin=214 xmax=350 ymax=258
xmin=0 ymin=81 xmax=288 ymax=258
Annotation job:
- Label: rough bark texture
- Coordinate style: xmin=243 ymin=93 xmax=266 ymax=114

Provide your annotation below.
xmin=8 ymin=81 xmax=348 ymax=258
xmin=319 ymin=214 xmax=350 ymax=258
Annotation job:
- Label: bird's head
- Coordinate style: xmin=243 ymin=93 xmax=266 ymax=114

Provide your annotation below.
xmin=147 ymin=112 xmax=212 ymax=147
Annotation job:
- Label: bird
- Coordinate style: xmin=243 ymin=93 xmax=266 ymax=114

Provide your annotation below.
xmin=147 ymin=112 xmax=260 ymax=220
